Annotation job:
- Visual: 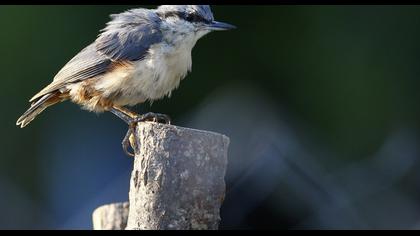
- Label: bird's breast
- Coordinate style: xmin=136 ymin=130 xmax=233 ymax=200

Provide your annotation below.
xmin=131 ymin=43 xmax=193 ymax=100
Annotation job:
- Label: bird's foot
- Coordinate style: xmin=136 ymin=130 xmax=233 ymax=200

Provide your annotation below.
xmin=122 ymin=122 xmax=137 ymax=157
xmin=122 ymin=112 xmax=172 ymax=157
xmin=136 ymin=112 xmax=172 ymax=125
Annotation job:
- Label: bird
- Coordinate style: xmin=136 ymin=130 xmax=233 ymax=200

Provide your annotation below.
xmin=16 ymin=5 xmax=235 ymax=155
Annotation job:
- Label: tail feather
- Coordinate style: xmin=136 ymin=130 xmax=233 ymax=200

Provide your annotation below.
xmin=16 ymin=92 xmax=64 ymax=128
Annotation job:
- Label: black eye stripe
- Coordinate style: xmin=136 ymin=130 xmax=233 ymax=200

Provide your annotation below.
xmin=157 ymin=11 xmax=211 ymax=24
xmin=186 ymin=14 xmax=200 ymax=22
xmin=185 ymin=13 xmax=212 ymax=24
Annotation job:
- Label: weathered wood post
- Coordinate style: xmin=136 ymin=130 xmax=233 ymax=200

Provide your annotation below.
xmin=93 ymin=122 xmax=230 ymax=230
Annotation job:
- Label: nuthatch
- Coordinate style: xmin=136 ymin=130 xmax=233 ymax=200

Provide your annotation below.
xmin=16 ymin=5 xmax=235 ymax=155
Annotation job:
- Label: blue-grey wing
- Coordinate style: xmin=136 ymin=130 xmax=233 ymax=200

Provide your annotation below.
xmin=30 ymin=44 xmax=111 ymax=102
xmin=95 ymin=8 xmax=163 ymax=61
xmin=30 ymin=9 xmax=162 ymax=102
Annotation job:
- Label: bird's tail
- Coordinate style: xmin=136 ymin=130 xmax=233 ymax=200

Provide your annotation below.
xmin=16 ymin=92 xmax=65 ymax=128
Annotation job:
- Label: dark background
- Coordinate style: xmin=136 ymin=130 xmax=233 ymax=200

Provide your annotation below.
xmin=1 ymin=5 xmax=420 ymax=229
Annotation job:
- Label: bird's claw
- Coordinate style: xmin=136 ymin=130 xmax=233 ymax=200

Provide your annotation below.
xmin=122 ymin=123 xmax=136 ymax=157
xmin=134 ymin=112 xmax=171 ymax=125
xmin=121 ymin=112 xmax=172 ymax=157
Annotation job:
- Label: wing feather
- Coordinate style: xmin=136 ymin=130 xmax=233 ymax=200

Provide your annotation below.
xmin=30 ymin=8 xmax=163 ymax=102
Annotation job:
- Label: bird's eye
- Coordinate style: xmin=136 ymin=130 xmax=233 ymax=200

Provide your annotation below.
xmin=185 ymin=14 xmax=195 ymax=22
xmin=185 ymin=13 xmax=203 ymax=23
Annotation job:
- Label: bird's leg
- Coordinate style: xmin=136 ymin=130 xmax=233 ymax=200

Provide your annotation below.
xmin=109 ymin=106 xmax=134 ymax=124
xmin=111 ymin=106 xmax=171 ymax=124
xmin=110 ymin=106 xmax=172 ymax=157
xmin=110 ymin=107 xmax=138 ymax=157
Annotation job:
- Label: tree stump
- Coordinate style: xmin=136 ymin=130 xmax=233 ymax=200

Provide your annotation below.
xmin=92 ymin=202 xmax=129 ymax=230
xmin=92 ymin=122 xmax=230 ymax=230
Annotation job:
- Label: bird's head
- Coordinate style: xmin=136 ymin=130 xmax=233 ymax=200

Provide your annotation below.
xmin=156 ymin=5 xmax=235 ymax=46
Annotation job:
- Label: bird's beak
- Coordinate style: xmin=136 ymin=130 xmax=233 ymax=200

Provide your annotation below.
xmin=206 ymin=21 xmax=236 ymax=31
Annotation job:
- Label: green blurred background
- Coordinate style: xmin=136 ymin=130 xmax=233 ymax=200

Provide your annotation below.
xmin=1 ymin=5 xmax=420 ymax=229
